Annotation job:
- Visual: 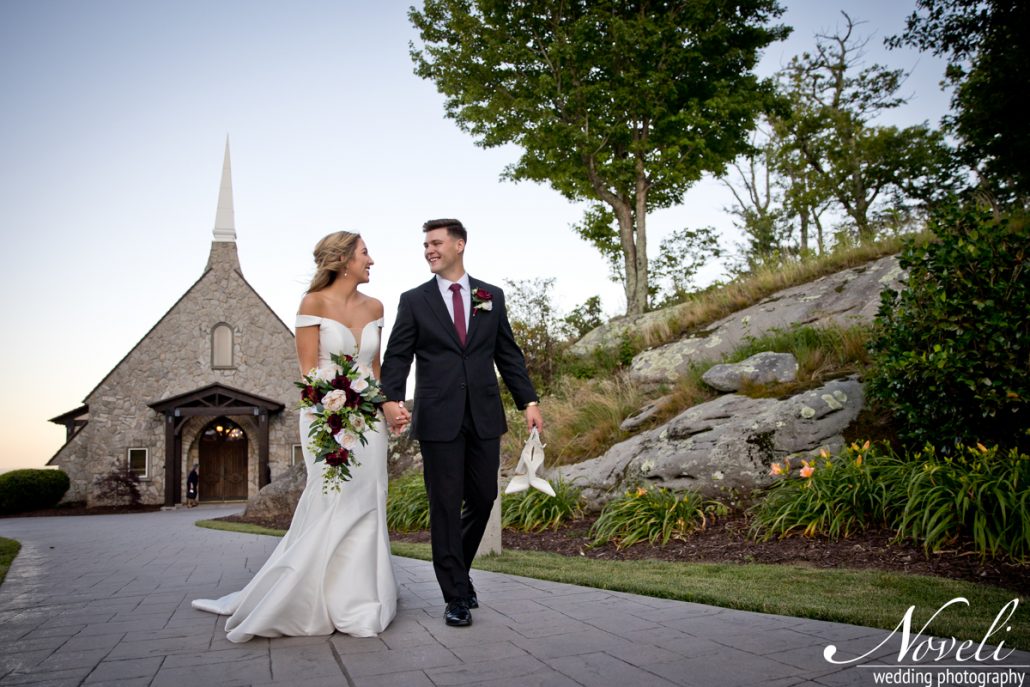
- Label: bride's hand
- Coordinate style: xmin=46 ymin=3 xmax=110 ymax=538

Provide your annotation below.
xmin=383 ymin=401 xmax=410 ymax=435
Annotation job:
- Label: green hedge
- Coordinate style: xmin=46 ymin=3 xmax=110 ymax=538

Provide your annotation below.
xmin=0 ymin=469 xmax=70 ymax=514
xmin=868 ymin=205 xmax=1029 ymax=451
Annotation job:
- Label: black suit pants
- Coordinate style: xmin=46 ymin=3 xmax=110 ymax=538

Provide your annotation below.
xmin=419 ymin=406 xmax=500 ymax=603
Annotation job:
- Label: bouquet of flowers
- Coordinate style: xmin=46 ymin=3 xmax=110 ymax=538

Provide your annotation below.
xmin=296 ymin=352 xmax=386 ymax=492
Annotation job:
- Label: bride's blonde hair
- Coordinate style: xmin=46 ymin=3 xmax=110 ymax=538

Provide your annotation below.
xmin=307 ymin=231 xmax=361 ymax=293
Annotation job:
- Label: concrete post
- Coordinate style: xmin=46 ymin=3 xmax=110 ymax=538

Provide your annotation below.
xmin=476 ymin=462 xmax=502 ymax=557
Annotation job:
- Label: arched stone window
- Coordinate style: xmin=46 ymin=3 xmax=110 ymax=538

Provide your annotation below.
xmin=212 ymin=323 xmax=234 ymax=369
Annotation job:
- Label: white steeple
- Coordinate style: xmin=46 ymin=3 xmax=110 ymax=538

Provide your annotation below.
xmin=212 ymin=136 xmax=236 ymax=242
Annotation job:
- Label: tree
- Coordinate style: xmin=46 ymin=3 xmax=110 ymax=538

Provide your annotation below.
xmin=409 ymin=0 xmax=789 ymax=315
xmin=774 ymin=13 xmax=957 ymax=241
xmin=504 ymin=277 xmax=567 ymax=391
xmin=721 ymin=131 xmax=791 ymax=264
xmin=648 ymin=226 xmax=722 ymax=306
xmin=888 ymin=0 xmax=1030 ymax=202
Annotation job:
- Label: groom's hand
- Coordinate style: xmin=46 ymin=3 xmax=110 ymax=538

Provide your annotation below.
xmin=383 ymin=401 xmax=410 ymax=435
xmin=525 ymin=403 xmax=544 ymax=435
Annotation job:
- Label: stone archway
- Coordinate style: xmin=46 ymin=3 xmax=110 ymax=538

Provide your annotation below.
xmin=198 ymin=417 xmax=249 ymax=501
xmin=149 ymin=382 xmax=284 ymax=506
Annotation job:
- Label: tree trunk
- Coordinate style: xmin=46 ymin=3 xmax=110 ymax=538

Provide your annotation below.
xmin=799 ymin=210 xmax=809 ymax=255
xmin=631 ymin=155 xmax=649 ymax=315
xmin=613 ymin=202 xmax=639 ymax=315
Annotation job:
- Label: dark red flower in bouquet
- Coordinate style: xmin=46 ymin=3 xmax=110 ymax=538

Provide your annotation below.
xmin=325 ymin=448 xmax=350 ymax=467
xmin=345 ymin=387 xmax=362 ymax=408
xmin=326 ymin=413 xmax=343 ymax=433
xmin=301 ymin=385 xmax=319 ymax=404
xmin=332 ymin=374 xmax=352 ymax=391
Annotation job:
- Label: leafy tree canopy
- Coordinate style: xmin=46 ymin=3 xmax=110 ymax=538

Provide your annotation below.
xmin=888 ymin=0 xmax=1030 ymax=202
xmin=409 ymin=0 xmax=789 ymax=314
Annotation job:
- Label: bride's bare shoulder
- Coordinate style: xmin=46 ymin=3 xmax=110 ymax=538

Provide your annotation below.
xmin=298 ymin=291 xmax=328 ymax=317
xmin=367 ymin=296 xmax=384 ymax=319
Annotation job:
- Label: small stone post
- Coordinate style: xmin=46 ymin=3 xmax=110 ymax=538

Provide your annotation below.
xmin=476 ymin=462 xmax=503 ymax=556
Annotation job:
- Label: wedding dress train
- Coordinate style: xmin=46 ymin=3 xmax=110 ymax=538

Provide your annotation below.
xmin=192 ymin=315 xmax=397 ymax=642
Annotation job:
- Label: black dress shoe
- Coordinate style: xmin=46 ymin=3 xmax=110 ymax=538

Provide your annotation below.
xmin=466 ymin=583 xmax=479 ymax=609
xmin=444 ymin=600 xmax=472 ymax=626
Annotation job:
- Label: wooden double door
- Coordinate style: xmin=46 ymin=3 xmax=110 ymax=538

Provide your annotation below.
xmin=198 ymin=417 xmax=248 ymax=501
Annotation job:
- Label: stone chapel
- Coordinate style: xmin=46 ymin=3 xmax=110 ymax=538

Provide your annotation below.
xmin=47 ymin=142 xmax=301 ymax=507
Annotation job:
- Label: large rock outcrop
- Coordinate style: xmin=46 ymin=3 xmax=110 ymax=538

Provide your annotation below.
xmin=582 ymin=255 xmax=901 ymax=386
xmin=557 ymin=376 xmax=863 ymax=509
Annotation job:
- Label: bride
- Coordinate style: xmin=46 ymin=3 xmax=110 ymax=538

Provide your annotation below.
xmin=193 ymin=231 xmax=402 ymax=642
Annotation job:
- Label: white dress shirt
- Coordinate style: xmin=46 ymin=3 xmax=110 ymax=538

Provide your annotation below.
xmin=435 ymin=273 xmax=471 ymax=331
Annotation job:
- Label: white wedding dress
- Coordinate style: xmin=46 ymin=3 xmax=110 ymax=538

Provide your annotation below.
xmin=192 ymin=315 xmax=397 ymax=643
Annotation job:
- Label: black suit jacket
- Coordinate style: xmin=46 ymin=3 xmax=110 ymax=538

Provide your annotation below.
xmin=381 ymin=277 xmax=538 ymax=442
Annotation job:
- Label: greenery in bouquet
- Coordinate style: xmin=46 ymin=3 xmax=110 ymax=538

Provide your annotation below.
xmin=296 ymin=352 xmax=386 ymax=491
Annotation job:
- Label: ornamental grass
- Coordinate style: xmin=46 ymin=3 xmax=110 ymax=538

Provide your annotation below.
xmin=896 ymin=443 xmax=1030 ymax=562
xmin=589 ymin=486 xmax=726 ymax=549
xmin=501 ymin=477 xmax=584 ymax=532
xmin=750 ymin=441 xmax=1030 ymax=563
xmin=749 ymin=442 xmax=904 ymax=541
xmin=386 ymin=469 xmax=431 ymax=532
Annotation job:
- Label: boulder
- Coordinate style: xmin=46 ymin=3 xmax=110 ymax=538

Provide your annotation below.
xmin=629 ymin=256 xmax=903 ymax=385
xmin=619 ymin=394 xmax=675 ymax=432
xmin=568 ymin=304 xmax=696 ymax=358
xmin=244 ymin=430 xmax=422 ymax=523
xmin=702 ymin=352 xmax=798 ymax=392
xmin=242 ymin=461 xmax=306 ymax=522
xmin=557 ymin=376 xmax=863 ymax=509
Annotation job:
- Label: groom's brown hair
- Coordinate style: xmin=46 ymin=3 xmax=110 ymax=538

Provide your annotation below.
xmin=423 ymin=218 xmax=467 ymax=243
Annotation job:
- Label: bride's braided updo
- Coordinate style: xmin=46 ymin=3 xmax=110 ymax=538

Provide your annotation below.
xmin=307 ymin=231 xmax=361 ymax=293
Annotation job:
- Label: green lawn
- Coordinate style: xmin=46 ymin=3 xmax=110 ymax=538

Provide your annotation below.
xmin=195 ymin=519 xmax=1028 ymax=650
xmin=0 ymin=537 xmax=21 ymax=586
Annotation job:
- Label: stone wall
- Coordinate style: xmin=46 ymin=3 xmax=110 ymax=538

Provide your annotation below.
xmin=54 ymin=244 xmax=301 ymax=506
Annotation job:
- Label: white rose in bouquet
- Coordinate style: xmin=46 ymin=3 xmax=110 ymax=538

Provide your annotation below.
xmin=335 ymin=432 xmax=359 ymax=450
xmin=313 ymin=365 xmax=340 ymax=383
xmin=322 ymin=389 xmax=348 ymax=412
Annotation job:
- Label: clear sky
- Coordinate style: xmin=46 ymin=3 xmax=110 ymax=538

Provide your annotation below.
xmin=0 ymin=1 xmax=950 ymax=473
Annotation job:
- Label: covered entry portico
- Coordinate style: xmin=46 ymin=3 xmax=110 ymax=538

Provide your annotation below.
xmin=149 ymin=383 xmax=285 ymax=506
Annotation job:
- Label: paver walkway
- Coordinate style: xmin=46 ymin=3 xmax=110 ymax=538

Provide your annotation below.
xmin=0 ymin=505 xmax=1026 ymax=687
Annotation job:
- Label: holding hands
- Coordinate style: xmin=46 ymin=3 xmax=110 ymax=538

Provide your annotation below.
xmin=383 ymin=401 xmax=411 ymax=435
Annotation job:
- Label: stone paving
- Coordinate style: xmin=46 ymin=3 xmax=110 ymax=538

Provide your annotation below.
xmin=0 ymin=505 xmax=1026 ymax=687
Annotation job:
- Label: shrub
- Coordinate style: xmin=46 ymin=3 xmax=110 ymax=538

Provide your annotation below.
xmin=386 ymin=469 xmax=431 ymax=532
xmin=589 ymin=486 xmax=725 ymax=549
xmin=867 ymin=205 xmax=1029 ymax=451
xmin=501 ymin=478 xmax=583 ymax=532
xmin=0 ymin=469 xmax=70 ymax=514
xmin=91 ymin=466 xmax=141 ymax=506
xmin=750 ymin=441 xmax=1030 ymax=562
xmin=749 ymin=443 xmax=905 ymax=540
xmin=895 ymin=443 xmax=1030 ymax=562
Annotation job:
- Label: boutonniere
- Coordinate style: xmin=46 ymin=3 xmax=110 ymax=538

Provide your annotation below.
xmin=471 ymin=287 xmax=493 ymax=315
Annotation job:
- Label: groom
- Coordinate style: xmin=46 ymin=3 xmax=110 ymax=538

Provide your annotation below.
xmin=381 ymin=218 xmax=543 ymax=627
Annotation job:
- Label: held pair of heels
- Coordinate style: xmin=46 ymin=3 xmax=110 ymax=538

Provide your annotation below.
xmin=444 ymin=584 xmax=478 ymax=627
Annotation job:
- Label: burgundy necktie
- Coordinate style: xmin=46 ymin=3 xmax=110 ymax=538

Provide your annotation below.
xmin=449 ymin=283 xmax=467 ymax=346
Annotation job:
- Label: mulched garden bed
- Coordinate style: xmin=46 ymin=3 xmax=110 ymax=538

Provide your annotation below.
xmin=225 ymin=511 xmax=1029 ymax=596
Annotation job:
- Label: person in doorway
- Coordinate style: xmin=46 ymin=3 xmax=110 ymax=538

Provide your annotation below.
xmin=186 ymin=463 xmax=199 ymax=508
